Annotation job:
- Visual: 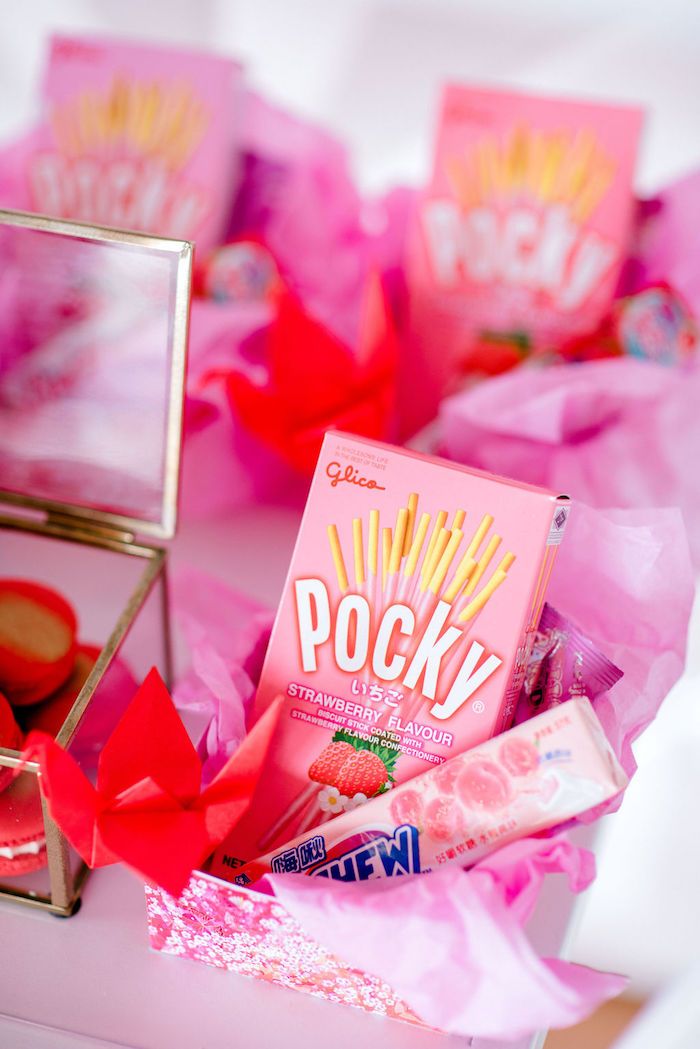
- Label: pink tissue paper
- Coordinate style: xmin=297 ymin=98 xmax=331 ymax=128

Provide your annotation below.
xmin=439 ymin=358 xmax=700 ymax=565
xmin=172 ymin=567 xmax=273 ymax=783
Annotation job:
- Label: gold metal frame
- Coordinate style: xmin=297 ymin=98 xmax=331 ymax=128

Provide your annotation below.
xmin=0 ymin=208 xmax=193 ymax=541
xmin=0 ymin=513 xmax=172 ymax=915
xmin=0 ymin=209 xmax=190 ymax=914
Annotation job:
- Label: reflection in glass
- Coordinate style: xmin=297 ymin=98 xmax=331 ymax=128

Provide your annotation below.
xmin=0 ymin=220 xmax=185 ymax=526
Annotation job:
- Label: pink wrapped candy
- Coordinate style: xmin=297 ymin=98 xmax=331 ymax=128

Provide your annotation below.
xmin=516 ymin=603 xmax=623 ymax=724
xmin=227 ymin=697 xmax=627 ymax=886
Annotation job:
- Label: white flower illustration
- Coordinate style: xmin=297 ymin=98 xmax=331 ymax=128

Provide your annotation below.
xmin=318 ymin=785 xmax=349 ymax=814
xmin=346 ymin=792 xmax=369 ymax=810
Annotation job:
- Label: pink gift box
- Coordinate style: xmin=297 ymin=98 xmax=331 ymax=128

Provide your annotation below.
xmin=143 ymin=692 xmax=622 ymax=1038
xmin=144 ymin=832 xmax=598 ymax=1043
xmin=138 ymin=473 xmax=693 ymax=1041
xmin=145 ymin=872 xmax=426 ymax=1029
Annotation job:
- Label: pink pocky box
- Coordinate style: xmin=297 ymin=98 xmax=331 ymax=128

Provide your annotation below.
xmin=232 ymin=697 xmax=627 ymax=885
xmin=26 ymin=35 xmax=243 ymax=247
xmin=210 ymin=431 xmax=570 ymax=878
xmin=400 ymin=84 xmax=644 ymax=434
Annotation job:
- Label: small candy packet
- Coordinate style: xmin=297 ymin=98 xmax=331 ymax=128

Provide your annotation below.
xmin=516 ymin=604 xmax=623 ymax=723
xmin=194 ymin=239 xmax=281 ymax=304
xmin=615 ymin=284 xmax=698 ymax=365
xmin=558 ymin=283 xmax=699 ymax=366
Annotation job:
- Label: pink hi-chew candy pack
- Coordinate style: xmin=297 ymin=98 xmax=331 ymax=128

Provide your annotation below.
xmin=401 ymin=83 xmax=643 ymax=431
xmin=210 ymin=431 xmax=570 ymax=879
xmin=233 ymin=696 xmax=627 ymax=886
xmin=28 ymin=35 xmax=242 ymax=247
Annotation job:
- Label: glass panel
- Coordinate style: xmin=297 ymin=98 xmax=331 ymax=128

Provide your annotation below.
xmin=66 ymin=564 xmax=170 ymax=768
xmin=0 ymin=215 xmax=189 ymax=531
xmin=0 ymin=769 xmax=52 ymax=902
xmin=0 ymin=527 xmax=148 ymax=647
xmin=0 ymin=525 xmax=167 ymax=908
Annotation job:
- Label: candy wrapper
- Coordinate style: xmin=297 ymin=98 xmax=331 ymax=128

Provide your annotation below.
xmin=230 ymin=697 xmax=627 ymax=887
xmin=516 ymin=603 xmax=623 ymax=723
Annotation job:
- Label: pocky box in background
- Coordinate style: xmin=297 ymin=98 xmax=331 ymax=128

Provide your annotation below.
xmin=232 ymin=697 xmax=627 ymax=886
xmin=26 ymin=35 xmax=242 ymax=247
xmin=400 ymin=84 xmax=644 ymax=434
xmin=210 ymin=432 xmax=570 ymax=878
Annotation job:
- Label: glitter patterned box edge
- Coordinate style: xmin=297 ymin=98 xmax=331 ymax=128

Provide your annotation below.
xmin=145 ymin=870 xmax=429 ymax=1031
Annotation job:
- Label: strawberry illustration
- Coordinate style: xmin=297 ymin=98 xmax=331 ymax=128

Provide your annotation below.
xmin=308 ymin=741 xmax=355 ymax=785
xmin=336 ymin=749 xmax=388 ymax=798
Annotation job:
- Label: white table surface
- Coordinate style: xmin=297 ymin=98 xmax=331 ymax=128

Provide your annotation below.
xmin=0 ymin=842 xmax=590 ymax=1049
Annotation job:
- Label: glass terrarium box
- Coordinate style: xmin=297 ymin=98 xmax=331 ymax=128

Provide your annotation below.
xmin=0 ymin=209 xmax=192 ymax=915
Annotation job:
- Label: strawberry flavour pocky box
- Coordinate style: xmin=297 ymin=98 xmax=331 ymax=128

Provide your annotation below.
xmin=210 ymin=432 xmax=570 ymax=879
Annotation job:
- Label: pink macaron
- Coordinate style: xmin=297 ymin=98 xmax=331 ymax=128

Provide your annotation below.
xmin=0 ymin=770 xmax=47 ymax=876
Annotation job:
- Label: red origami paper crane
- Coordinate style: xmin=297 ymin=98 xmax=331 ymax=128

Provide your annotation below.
xmin=225 ymin=273 xmax=397 ymax=475
xmin=22 ymin=668 xmax=280 ymax=897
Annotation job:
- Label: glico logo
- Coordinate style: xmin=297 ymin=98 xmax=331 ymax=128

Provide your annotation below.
xmin=326 ymin=461 xmax=386 ymax=491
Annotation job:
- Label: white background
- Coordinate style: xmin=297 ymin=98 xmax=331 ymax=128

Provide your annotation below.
xmin=2 ymin=0 xmax=700 ymax=997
